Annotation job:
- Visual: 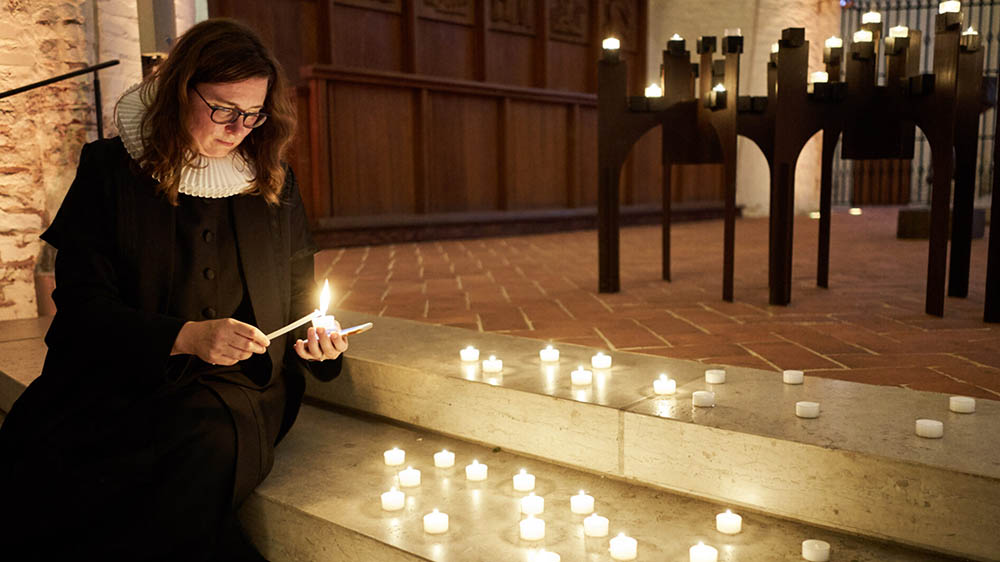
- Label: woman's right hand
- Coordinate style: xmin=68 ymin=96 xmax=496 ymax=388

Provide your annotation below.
xmin=170 ymin=319 xmax=269 ymax=366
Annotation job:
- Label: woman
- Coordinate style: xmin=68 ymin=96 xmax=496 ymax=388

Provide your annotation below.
xmin=0 ymin=19 xmax=344 ymax=560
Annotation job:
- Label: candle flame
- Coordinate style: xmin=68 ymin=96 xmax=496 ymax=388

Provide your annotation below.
xmin=713 ymin=83 xmax=726 ymax=92
xmin=319 ymin=279 xmax=331 ymax=315
xmin=670 ymin=33 xmax=683 ymax=41
xmin=964 ymin=26 xmax=978 ymax=35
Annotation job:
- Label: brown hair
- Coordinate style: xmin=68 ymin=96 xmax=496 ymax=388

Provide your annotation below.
xmin=131 ymin=18 xmax=294 ymax=205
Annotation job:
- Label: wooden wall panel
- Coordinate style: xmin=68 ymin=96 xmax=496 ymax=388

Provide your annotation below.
xmin=329 ymin=84 xmax=416 ymax=216
xmin=578 ymin=106 xmax=598 ymax=206
xmin=548 ymin=41 xmax=592 ymax=92
xmin=486 ymin=32 xmax=536 ymax=88
xmin=508 ymin=101 xmax=568 ymax=210
xmin=418 ymin=20 xmax=477 ymax=80
xmin=426 ymin=93 xmax=500 ymax=212
xmin=331 ymin=4 xmax=404 ymax=72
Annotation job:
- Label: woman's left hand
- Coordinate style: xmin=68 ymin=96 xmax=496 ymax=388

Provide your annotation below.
xmin=294 ymin=325 xmax=348 ymax=361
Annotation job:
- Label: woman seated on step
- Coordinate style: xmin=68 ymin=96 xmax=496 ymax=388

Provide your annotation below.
xmin=0 ymin=18 xmax=347 ymax=561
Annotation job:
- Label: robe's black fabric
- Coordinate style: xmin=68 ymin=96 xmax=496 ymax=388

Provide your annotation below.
xmin=0 ymin=138 xmax=341 ymax=561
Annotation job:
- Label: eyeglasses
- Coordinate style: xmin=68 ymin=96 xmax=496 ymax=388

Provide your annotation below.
xmin=192 ymin=88 xmax=268 ymax=129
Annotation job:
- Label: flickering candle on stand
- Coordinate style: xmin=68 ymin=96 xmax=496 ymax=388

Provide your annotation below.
xmin=802 ymin=539 xmax=831 ymax=562
xmin=609 ymin=533 xmax=638 ymax=560
xmin=825 ymin=36 xmax=843 ymax=49
xmin=689 ymin=542 xmax=718 ymax=562
xmin=796 ymin=401 xmax=821 ymax=419
xmin=939 ymin=1 xmax=961 ymax=14
xmin=591 ymin=352 xmax=612 ymax=369
xmin=889 ymin=25 xmax=909 ymax=38
xmin=692 ymin=390 xmax=715 ymax=408
xmin=571 ymin=490 xmax=595 ymax=514
xmin=521 ymin=492 xmax=544 ymax=515
xmin=583 ymin=513 xmax=609 ymax=537
xmin=513 ymin=469 xmax=535 ymax=491
xmin=783 ymin=370 xmax=804 ymax=384
xmin=653 ymin=374 xmax=676 ymax=395
xmin=384 ymin=447 xmax=405 ymax=466
xmin=423 ymin=509 xmax=448 ymax=534
xmin=861 ymin=10 xmax=881 ymax=24
xmin=853 ymin=30 xmax=873 ymax=43
xmin=398 ymin=466 xmax=421 ymax=487
xmin=466 ymin=459 xmax=488 ymax=481
xmin=811 ymin=71 xmax=829 ymax=84
xmin=949 ymin=396 xmax=976 ymax=413
xmin=434 ymin=449 xmax=455 ymax=468
xmin=460 ymin=346 xmax=480 ymax=361
xmin=482 ymin=355 xmax=503 ymax=373
xmin=602 ymin=37 xmax=620 ymax=50
xmin=771 ymin=42 xmax=780 ymax=53
xmin=715 ymin=510 xmax=742 ymax=534
xmin=705 ymin=369 xmax=726 ymax=384
xmin=571 ymin=367 xmax=593 ymax=385
xmin=381 ymin=487 xmax=405 ymax=511
xmin=916 ymin=419 xmax=944 ymax=438
xmin=644 ymin=83 xmax=663 ymax=97
xmin=724 ymin=28 xmax=742 ymax=37
xmin=520 ymin=515 xmax=545 ymax=540
xmin=539 ymin=345 xmax=560 ymax=362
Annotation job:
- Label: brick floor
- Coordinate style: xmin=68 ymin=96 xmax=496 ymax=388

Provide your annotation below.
xmin=316 ymin=207 xmax=999 ymax=399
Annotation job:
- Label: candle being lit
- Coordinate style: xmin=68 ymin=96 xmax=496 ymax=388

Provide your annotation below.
xmin=434 ymin=449 xmax=455 ymax=468
xmin=266 ymin=279 xmax=331 ymax=340
xmin=381 ymin=487 xmax=405 ymax=511
xmin=861 ymin=11 xmax=882 ymax=24
xmin=397 ymin=466 xmax=421 ymax=487
xmin=963 ymin=26 xmax=978 ymax=36
xmin=539 ymin=345 xmax=560 ymax=362
xmin=939 ymin=1 xmax=962 ymax=14
xmin=482 ymin=355 xmax=503 ymax=373
xmin=583 ymin=513 xmax=609 ymax=537
xmin=692 ymin=390 xmax=715 ymax=408
xmin=520 ymin=492 xmax=544 ymax=515
xmin=783 ymin=369 xmax=804 ymax=384
xmin=854 ymin=30 xmax=873 ymax=43
xmin=796 ymin=401 xmax=821 ymax=419
xmin=949 ymin=396 xmax=976 ymax=413
xmin=571 ymin=366 xmax=593 ymax=385
xmin=513 ymin=469 xmax=536 ymax=492
xmin=802 ymin=539 xmax=831 ymax=562
xmin=825 ymin=36 xmax=843 ymax=49
xmin=423 ymin=508 xmax=448 ymax=534
xmin=466 ymin=459 xmax=488 ymax=481
xmin=715 ymin=509 xmax=742 ymax=534
xmin=520 ymin=515 xmax=545 ymax=540
xmin=460 ymin=346 xmax=480 ymax=361
xmin=653 ymin=374 xmax=676 ymax=395
xmin=889 ymin=25 xmax=909 ymax=38
xmin=705 ymin=369 xmax=726 ymax=384
xmin=916 ymin=419 xmax=944 ymax=438
xmin=571 ymin=490 xmax=595 ymax=514
xmin=644 ymin=83 xmax=663 ymax=98
xmin=603 ymin=37 xmax=620 ymax=50
xmin=689 ymin=542 xmax=719 ymax=562
xmin=811 ymin=71 xmax=829 ymax=84
xmin=535 ymin=550 xmax=561 ymax=562
xmin=609 ymin=533 xmax=638 ymax=560
xmin=591 ymin=352 xmax=612 ymax=369
xmin=384 ymin=447 xmax=405 ymax=466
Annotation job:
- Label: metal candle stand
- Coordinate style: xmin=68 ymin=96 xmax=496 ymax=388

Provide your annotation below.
xmin=597 ymin=11 xmax=996 ymax=320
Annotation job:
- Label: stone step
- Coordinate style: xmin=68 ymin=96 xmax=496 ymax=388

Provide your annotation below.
xmin=306 ymin=310 xmax=1000 ymax=561
xmin=242 ymin=402 xmax=950 ymax=562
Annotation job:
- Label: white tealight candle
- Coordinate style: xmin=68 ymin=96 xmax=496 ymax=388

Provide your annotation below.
xmin=482 ymin=355 xmax=503 ymax=373
xmin=949 ymin=396 xmax=976 ymax=413
xmin=381 ymin=487 xmax=404 ymax=511
xmin=520 ymin=492 xmax=544 ymax=515
xmin=513 ymin=469 xmax=536 ymax=492
xmin=609 ymin=533 xmax=638 ymax=560
xmin=670 ymin=33 xmax=683 ymax=41
xmin=771 ymin=42 xmax=780 ymax=53
xmin=397 ymin=466 xmax=421 ymax=487
xmin=644 ymin=83 xmax=663 ymax=98
xmin=810 ymin=71 xmax=829 ymax=84
xmin=571 ymin=490 xmax=595 ymax=514
xmin=849 ymin=207 xmax=863 ymax=216
xmin=571 ymin=366 xmax=593 ymax=386
xmin=602 ymin=37 xmax=620 ymax=50
xmin=583 ymin=513 xmax=609 ymax=537
xmin=705 ymin=369 xmax=726 ymax=384
xmin=539 ymin=345 xmax=560 ymax=362
xmin=384 ymin=447 xmax=405 ymax=466
xmin=423 ymin=508 xmax=448 ymax=534
xmin=802 ymin=539 xmax=831 ymax=562
xmin=591 ymin=352 xmax=612 ymax=369
xmin=434 ymin=449 xmax=455 ymax=468
xmin=520 ymin=515 xmax=545 ymax=540
xmin=692 ymin=390 xmax=715 ymax=408
xmin=783 ymin=369 xmax=804 ymax=384
xmin=861 ymin=10 xmax=881 ymax=24
xmin=466 ymin=459 xmax=488 ymax=481
xmin=889 ymin=25 xmax=909 ymax=38
xmin=460 ymin=346 xmax=480 ymax=361
xmin=853 ymin=29 xmax=873 ymax=43
xmin=939 ymin=1 xmax=961 ymax=15
xmin=825 ymin=36 xmax=843 ymax=49
xmin=715 ymin=509 xmax=742 ymax=534
xmin=724 ymin=28 xmax=742 ymax=37
xmin=963 ymin=26 xmax=979 ymax=36
xmin=653 ymin=374 xmax=677 ymax=395
xmin=916 ymin=419 xmax=944 ymax=439
xmin=689 ymin=542 xmax=718 ymax=562
xmin=535 ymin=550 xmax=561 ymax=562
xmin=796 ymin=401 xmax=821 ymax=419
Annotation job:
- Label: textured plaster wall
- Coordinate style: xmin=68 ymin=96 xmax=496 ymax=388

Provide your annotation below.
xmin=648 ymin=0 xmax=841 ymax=217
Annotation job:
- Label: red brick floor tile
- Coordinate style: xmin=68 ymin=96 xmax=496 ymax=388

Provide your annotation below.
xmin=902 ymin=378 xmax=999 ymax=400
xmin=670 ymin=307 xmax=739 ymax=329
xmin=479 ymin=309 xmax=530 ymax=331
xmin=641 ymin=344 xmax=751 ymax=361
xmin=595 ymin=320 xmax=669 ymax=349
xmin=528 ymin=320 xmax=600 ymax=340
xmin=633 ymin=316 xmax=706 ymax=336
xmin=699 ymin=354 xmax=779 ymax=371
xmin=553 ymin=336 xmax=609 ymax=349
xmin=741 ymin=342 xmax=843 ymax=370
xmin=953 ymin=350 xmax=1000 ymax=369
xmin=823 ymin=353 xmax=977 ymax=370
xmin=769 ymin=327 xmax=870 ymax=355
xmin=926 ymin=363 xmax=1000 ymax=393
xmin=518 ymin=302 xmax=575 ymax=324
xmin=807 ymin=367 xmax=943 ymax=387
xmin=442 ymin=321 xmax=480 ymax=331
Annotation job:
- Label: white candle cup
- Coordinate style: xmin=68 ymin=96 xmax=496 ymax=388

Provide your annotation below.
xmin=384 ymin=447 xmax=405 ymax=466
xmin=949 ymin=396 xmax=976 ymax=414
xmin=583 ymin=513 xmax=609 ymax=537
xmin=810 ymin=71 xmax=829 ymax=84
xmin=825 ymin=36 xmax=843 ymax=49
xmin=644 ymin=83 xmax=663 ymax=98
xmin=916 ymin=419 xmax=944 ymax=439
xmin=939 ymin=1 xmax=961 ymax=15
xmin=397 ymin=466 xmax=421 ymax=487
xmin=602 ymin=37 xmax=620 ymax=50
xmin=715 ymin=509 xmax=742 ymax=534
xmin=539 ymin=345 xmax=560 ymax=362
xmin=571 ymin=491 xmax=595 ymax=514
xmin=853 ymin=29 xmax=873 ymax=43
xmin=692 ymin=390 xmax=715 ymax=408
xmin=513 ymin=469 xmax=535 ymax=492
xmin=802 ymin=539 xmax=831 ymax=562
xmin=466 ymin=460 xmax=488 ymax=481
xmin=609 ymin=533 xmax=638 ymax=560
xmin=423 ymin=508 xmax=448 ymax=534
xmin=771 ymin=42 xmax=780 ymax=53
xmin=571 ymin=367 xmax=593 ymax=386
xmin=520 ymin=492 xmax=544 ymax=515
xmin=861 ymin=10 xmax=881 ymax=24
xmin=460 ymin=346 xmax=480 ymax=362
xmin=312 ymin=314 xmax=337 ymax=332
xmin=482 ymin=355 xmax=503 ymax=373
xmin=689 ymin=542 xmax=719 ymax=562
xmin=783 ymin=369 xmax=805 ymax=384
xmin=796 ymin=401 xmax=821 ymax=419
xmin=535 ymin=550 xmax=561 ymax=562
xmin=705 ymin=369 xmax=726 ymax=384
xmin=889 ymin=25 xmax=909 ymax=38
xmin=381 ymin=487 xmax=405 ymax=511
xmin=434 ymin=449 xmax=455 ymax=468
xmin=591 ymin=352 xmax=612 ymax=369
xmin=519 ymin=515 xmax=545 ymax=540
xmin=653 ymin=374 xmax=676 ymax=395
xmin=723 ymin=27 xmax=742 ymax=37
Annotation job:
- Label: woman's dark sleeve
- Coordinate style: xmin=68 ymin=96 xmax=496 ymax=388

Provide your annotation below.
xmin=41 ymin=142 xmax=186 ymax=384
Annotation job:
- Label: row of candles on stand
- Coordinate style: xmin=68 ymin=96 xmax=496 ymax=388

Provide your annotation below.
xmin=602 ymin=1 xmax=979 ymax=101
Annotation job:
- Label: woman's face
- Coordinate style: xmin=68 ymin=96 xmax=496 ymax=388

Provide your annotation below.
xmin=186 ymin=76 xmax=268 ymax=158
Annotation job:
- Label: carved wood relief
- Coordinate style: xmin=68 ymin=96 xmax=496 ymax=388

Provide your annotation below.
xmin=489 ymin=0 xmax=535 ymax=35
xmin=335 ymin=0 xmax=402 ymax=14
xmin=550 ymin=0 xmax=588 ymax=44
xmin=600 ymin=0 xmax=637 ymax=51
xmin=419 ymin=0 xmax=475 ymax=25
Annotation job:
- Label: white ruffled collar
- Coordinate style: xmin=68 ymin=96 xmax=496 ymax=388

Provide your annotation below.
xmin=115 ymin=83 xmax=255 ymax=198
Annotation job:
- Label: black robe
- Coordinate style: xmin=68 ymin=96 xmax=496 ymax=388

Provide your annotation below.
xmin=0 ymin=138 xmax=341 ymax=560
